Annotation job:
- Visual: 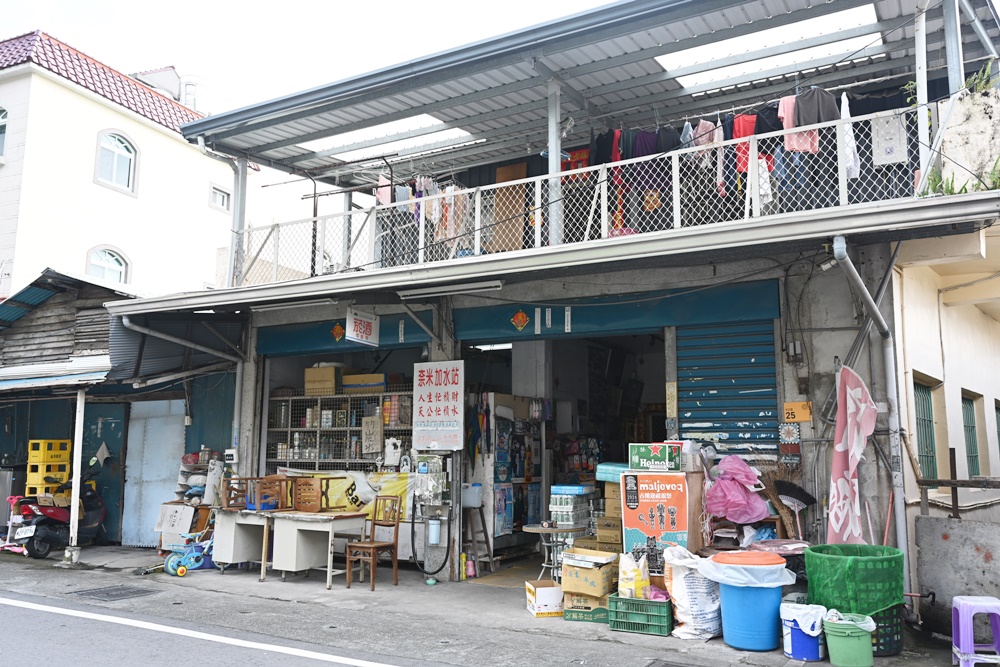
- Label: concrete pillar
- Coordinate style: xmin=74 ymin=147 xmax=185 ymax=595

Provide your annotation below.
xmin=228 ymin=157 xmax=248 ymax=288
xmin=64 ymin=389 xmax=86 ymax=564
xmin=512 ymin=340 xmax=553 ymax=399
xmin=429 ymin=300 xmax=458 ymax=362
xmin=547 ymin=79 xmax=563 ymax=247
xmin=341 ymin=192 xmax=353 ymax=269
xmin=663 ymin=327 xmax=678 ymax=438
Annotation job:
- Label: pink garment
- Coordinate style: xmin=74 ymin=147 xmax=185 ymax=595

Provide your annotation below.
xmin=705 ymin=455 xmax=770 ymax=524
xmin=376 ymin=174 xmax=392 ymax=205
xmin=827 ymin=365 xmax=878 ymax=544
xmin=778 ymin=95 xmax=819 ymax=154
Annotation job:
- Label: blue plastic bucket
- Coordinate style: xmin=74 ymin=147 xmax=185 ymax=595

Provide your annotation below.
xmin=782 ymin=617 xmax=826 ymax=661
xmin=719 ymin=583 xmax=783 ymax=651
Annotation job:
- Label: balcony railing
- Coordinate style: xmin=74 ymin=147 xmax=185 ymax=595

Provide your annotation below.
xmin=234 ymin=108 xmax=925 ymax=287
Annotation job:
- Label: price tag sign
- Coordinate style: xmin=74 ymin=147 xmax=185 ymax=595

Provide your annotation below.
xmin=346 ymin=309 xmax=380 ymax=347
xmin=783 ymin=401 xmax=812 ymax=423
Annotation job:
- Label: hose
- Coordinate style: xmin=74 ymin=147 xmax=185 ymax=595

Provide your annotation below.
xmin=410 ymin=492 xmax=452 ymax=577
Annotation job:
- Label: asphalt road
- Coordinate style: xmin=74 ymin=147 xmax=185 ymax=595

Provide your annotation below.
xmin=0 ymin=592 xmax=444 ymax=666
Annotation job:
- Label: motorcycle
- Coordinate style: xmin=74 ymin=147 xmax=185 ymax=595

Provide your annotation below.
xmin=15 ymin=455 xmax=108 ymax=559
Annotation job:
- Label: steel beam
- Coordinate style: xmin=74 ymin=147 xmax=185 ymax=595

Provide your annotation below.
xmin=960 ymin=0 xmax=999 ymax=59
xmin=944 ymin=0 xmax=967 ymax=93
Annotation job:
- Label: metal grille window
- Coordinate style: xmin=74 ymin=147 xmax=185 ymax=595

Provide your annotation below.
xmin=962 ymin=396 xmax=981 ymax=477
xmin=913 ymin=384 xmax=937 ymax=479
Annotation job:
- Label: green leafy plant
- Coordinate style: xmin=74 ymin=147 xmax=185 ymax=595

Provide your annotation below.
xmin=965 ymin=60 xmax=996 ymax=94
xmin=924 ymin=167 xmax=970 ymax=196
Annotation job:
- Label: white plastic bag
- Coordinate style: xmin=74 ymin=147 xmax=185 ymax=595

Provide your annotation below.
xmin=697 ymin=556 xmax=797 ymax=588
xmin=662 ymin=546 xmax=722 ymax=639
xmin=780 ymin=603 xmax=827 ymax=637
xmin=618 ymin=552 xmax=650 ymax=599
xmin=824 ymin=609 xmax=877 ymax=633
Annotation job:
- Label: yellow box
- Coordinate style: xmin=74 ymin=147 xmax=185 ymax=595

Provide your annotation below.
xmin=28 ymin=440 xmax=72 ymax=463
xmin=304 ymin=367 xmax=338 ymax=396
xmin=560 ymin=548 xmax=619 ymax=597
xmin=342 ymin=374 xmax=387 ymax=394
xmin=526 ymin=580 xmax=564 ymax=617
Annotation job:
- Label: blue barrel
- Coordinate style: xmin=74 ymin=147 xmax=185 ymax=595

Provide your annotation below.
xmin=719 ymin=583 xmax=783 ymax=650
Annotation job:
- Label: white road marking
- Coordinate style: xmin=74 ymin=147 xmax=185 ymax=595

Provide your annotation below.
xmin=0 ymin=596 xmax=398 ymax=666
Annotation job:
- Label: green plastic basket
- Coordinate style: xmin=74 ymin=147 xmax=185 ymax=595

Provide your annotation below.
xmin=805 ymin=545 xmax=904 ymax=616
xmin=608 ymin=594 xmax=673 ymax=636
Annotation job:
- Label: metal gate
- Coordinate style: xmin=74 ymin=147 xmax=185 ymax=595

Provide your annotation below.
xmin=121 ymin=400 xmax=185 ymax=547
xmin=676 ymin=320 xmax=779 ymax=460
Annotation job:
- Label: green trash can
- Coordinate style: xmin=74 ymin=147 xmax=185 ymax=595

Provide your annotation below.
xmin=824 ymin=614 xmax=875 ymax=667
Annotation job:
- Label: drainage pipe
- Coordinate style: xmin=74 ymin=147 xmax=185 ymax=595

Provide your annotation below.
xmin=833 ymin=236 xmax=910 ymax=594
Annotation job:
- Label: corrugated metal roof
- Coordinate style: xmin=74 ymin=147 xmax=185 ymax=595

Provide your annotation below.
xmin=182 ymin=0 xmax=1000 ymax=185
xmin=107 ymin=314 xmax=245 ymax=381
xmin=0 ymin=268 xmax=137 ymax=332
xmin=0 ymin=370 xmax=108 ymax=393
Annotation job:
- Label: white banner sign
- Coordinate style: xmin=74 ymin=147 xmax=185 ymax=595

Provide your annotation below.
xmin=412 ymin=360 xmax=465 ymax=451
xmin=346 ymin=309 xmax=380 ymax=347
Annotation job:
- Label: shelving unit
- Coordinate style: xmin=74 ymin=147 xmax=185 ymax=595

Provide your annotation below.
xmin=264 ymin=386 xmax=413 ymax=475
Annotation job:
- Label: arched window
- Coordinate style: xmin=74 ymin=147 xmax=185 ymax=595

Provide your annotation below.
xmin=96 ymin=132 xmax=136 ymax=192
xmin=0 ymin=107 xmax=7 ymax=157
xmin=87 ymin=247 xmax=129 ymax=284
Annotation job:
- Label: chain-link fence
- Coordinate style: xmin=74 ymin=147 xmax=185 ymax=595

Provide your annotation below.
xmin=232 ymin=108 xmax=923 ymax=287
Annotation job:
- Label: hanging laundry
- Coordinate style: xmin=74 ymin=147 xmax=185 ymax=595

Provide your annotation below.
xmin=732 ymin=114 xmax=758 ymax=173
xmin=679 ymin=121 xmax=694 ymax=149
xmin=841 ymin=92 xmax=860 ymax=179
xmin=656 ymin=125 xmax=681 ymax=153
xmin=376 ymin=174 xmax=392 ymax=206
xmin=634 ymin=130 xmax=659 ymax=158
xmin=794 ymin=87 xmax=839 ymax=126
xmin=778 ymin=95 xmax=818 ymax=153
xmin=714 ymin=122 xmax=726 ymax=196
xmin=693 ymin=118 xmax=717 ymax=170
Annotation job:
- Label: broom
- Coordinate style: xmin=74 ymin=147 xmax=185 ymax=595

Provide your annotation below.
xmin=774 ymin=480 xmax=817 ymax=540
xmin=758 ymin=463 xmax=798 ymax=539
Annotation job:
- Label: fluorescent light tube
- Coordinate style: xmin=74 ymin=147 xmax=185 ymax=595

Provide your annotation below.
xmin=398 ymin=280 xmax=503 ymax=300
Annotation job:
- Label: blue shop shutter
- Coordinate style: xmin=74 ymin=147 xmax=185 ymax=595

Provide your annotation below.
xmin=676 ymin=320 xmax=779 ymax=460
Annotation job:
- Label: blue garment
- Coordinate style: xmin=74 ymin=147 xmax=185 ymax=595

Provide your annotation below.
xmin=680 ymin=121 xmax=694 ymax=149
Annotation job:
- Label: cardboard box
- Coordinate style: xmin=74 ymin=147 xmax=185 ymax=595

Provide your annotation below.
xmin=342 ymin=373 xmax=387 ymax=394
xmin=305 ymin=367 xmax=338 ymax=396
xmin=526 ymin=580 xmax=564 ymax=617
xmin=561 ymin=548 xmax=619 ymax=597
xmin=595 ymin=516 xmax=621 ymax=530
xmin=604 ymin=500 xmax=623 ymax=518
xmin=563 ymin=592 xmax=610 ymax=623
xmin=571 ymin=537 xmax=599 ymax=550
xmin=597 ymin=525 xmax=623 ymax=544
xmin=604 ymin=481 xmax=621 ymax=500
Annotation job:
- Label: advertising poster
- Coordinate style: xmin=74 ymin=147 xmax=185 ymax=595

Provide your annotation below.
xmin=621 ymin=471 xmax=689 ymax=553
xmin=278 ymin=467 xmax=412 ymax=520
xmin=494 ymin=483 xmax=513 ymax=537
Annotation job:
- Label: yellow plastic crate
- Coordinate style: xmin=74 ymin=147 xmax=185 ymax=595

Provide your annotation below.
xmin=25 ymin=484 xmax=63 ymax=497
xmin=27 ymin=440 xmax=72 ymax=463
xmin=27 ymin=470 xmax=69 ymax=487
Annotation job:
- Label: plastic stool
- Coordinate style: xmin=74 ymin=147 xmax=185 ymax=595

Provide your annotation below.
xmin=952 ymin=596 xmax=1000 ymax=666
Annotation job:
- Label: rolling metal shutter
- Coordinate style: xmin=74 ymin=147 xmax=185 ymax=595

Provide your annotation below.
xmin=677 ymin=320 xmax=779 ymax=460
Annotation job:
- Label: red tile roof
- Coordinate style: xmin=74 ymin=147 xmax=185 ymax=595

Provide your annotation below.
xmin=0 ymin=30 xmax=202 ymax=133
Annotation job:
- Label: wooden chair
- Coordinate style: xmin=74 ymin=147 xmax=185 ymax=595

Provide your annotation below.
xmin=346 ymin=495 xmax=401 ymax=591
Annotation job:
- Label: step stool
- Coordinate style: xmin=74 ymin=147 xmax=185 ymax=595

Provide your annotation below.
xmin=952 ymin=595 xmax=1000 ymax=666
xmin=462 ymin=505 xmax=495 ymax=576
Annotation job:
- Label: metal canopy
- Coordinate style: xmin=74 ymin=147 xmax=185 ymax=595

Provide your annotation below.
xmin=183 ymin=0 xmax=1000 ymax=186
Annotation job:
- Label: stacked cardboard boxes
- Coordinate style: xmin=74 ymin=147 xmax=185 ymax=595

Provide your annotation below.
xmin=597 ymin=480 xmax=623 ymax=548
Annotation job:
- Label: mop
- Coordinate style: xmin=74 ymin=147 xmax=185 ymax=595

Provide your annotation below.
xmin=774 ymin=480 xmax=817 ymax=540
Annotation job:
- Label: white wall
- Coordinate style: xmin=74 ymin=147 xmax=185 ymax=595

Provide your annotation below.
xmin=6 ymin=68 xmax=235 ymax=296
xmin=900 ymin=265 xmax=1000 ymax=480
xmin=0 ymin=70 xmax=33 ymax=296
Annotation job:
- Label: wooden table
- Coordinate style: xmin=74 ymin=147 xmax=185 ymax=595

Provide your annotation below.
xmin=271 ymin=511 xmax=368 ymax=590
xmin=213 ymin=509 xmax=274 ymax=582
xmin=522 ymin=524 xmax=586 ymax=581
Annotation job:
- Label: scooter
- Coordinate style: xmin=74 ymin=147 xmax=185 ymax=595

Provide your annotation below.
xmin=14 ymin=455 xmax=108 ymax=559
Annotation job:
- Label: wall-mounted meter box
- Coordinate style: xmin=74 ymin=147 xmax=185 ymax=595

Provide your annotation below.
xmin=224 ymin=448 xmax=238 ymax=464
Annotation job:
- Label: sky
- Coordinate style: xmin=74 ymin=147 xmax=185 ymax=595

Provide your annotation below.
xmin=3 ymin=0 xmax=613 ymax=115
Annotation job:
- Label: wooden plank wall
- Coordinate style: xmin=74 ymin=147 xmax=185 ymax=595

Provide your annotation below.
xmin=0 ymin=284 xmax=116 ymax=366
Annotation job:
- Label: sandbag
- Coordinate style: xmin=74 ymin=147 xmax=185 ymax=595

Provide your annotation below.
xmin=662 ymin=546 xmax=722 ymax=639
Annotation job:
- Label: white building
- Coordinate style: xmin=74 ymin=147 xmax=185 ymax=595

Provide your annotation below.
xmin=0 ymin=31 xmax=237 ymax=297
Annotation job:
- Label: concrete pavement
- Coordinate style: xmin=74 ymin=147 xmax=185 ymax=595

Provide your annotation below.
xmin=0 ymin=546 xmax=954 ymax=667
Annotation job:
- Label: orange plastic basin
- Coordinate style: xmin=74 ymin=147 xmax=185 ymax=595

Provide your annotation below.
xmin=711 ymin=551 xmax=787 ymax=566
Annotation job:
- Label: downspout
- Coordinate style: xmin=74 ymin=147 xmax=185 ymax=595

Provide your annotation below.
xmin=833 ymin=236 xmax=910 ymax=594
xmin=197 ymin=136 xmax=247 ymax=289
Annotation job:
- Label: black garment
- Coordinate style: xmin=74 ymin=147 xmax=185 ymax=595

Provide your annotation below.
xmin=795 ymin=88 xmax=839 ymax=126
xmin=656 ymin=126 xmax=681 ymax=153
xmin=619 ymin=129 xmax=638 ymax=160
xmin=755 ymin=105 xmax=783 ymax=157
xmin=593 ymin=131 xmax=615 ymax=165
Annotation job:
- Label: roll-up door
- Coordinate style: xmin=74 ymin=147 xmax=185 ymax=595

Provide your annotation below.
xmin=676 ymin=320 xmax=779 ymax=460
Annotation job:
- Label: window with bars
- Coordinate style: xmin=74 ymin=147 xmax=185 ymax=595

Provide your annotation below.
xmin=913 ymin=383 xmax=937 ymax=479
xmin=962 ymin=396 xmax=981 ymax=477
